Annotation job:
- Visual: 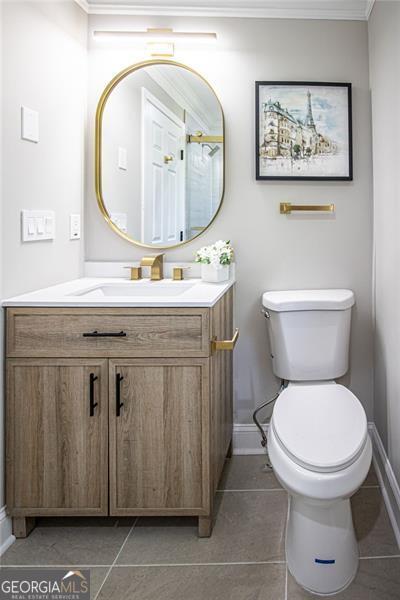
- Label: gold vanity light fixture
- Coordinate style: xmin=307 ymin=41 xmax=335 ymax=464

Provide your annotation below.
xmin=93 ymin=28 xmax=217 ymax=57
xmin=93 ymin=28 xmax=217 ymax=44
xmin=280 ymin=202 xmax=335 ymax=215
xmin=95 ymin=59 xmax=225 ymax=250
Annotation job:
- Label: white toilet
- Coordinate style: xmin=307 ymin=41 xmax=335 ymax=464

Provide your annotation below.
xmin=262 ymin=289 xmax=372 ymax=596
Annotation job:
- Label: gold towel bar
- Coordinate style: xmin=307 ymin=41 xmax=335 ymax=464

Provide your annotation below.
xmin=280 ymin=202 xmax=335 ymax=215
xmin=187 ymin=135 xmax=223 ymax=144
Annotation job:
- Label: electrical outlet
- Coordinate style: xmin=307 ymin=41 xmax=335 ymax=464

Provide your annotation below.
xmin=70 ymin=214 xmax=81 ymax=240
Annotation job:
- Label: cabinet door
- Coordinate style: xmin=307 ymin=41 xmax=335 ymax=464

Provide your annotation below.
xmin=109 ymin=359 xmax=209 ymax=515
xmin=6 ymin=359 xmax=108 ymax=515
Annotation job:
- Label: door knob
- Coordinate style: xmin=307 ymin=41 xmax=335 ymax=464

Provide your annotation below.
xmin=164 ymin=154 xmax=174 ymax=164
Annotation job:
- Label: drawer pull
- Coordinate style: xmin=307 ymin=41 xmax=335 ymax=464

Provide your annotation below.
xmin=89 ymin=373 xmax=99 ymax=417
xmin=82 ymin=330 xmax=127 ymax=338
xmin=116 ymin=373 xmax=124 ymax=417
xmin=211 ymin=328 xmax=239 ymax=352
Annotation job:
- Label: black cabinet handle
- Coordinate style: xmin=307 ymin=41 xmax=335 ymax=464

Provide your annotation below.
xmin=83 ymin=330 xmax=127 ymax=338
xmin=116 ymin=373 xmax=124 ymax=417
xmin=89 ymin=373 xmax=99 ymax=417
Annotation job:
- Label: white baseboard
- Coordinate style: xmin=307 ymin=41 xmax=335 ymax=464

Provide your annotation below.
xmin=0 ymin=506 xmax=15 ymax=556
xmin=233 ymin=423 xmax=267 ymax=455
xmin=368 ymin=423 xmax=400 ymax=548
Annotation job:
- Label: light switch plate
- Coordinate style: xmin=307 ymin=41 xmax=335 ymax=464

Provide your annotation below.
xmin=70 ymin=214 xmax=81 ymax=240
xmin=21 ymin=210 xmax=55 ymax=242
xmin=21 ymin=106 xmax=39 ymax=143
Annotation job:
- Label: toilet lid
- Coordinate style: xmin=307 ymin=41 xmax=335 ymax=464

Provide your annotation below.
xmin=272 ymin=383 xmax=368 ymax=473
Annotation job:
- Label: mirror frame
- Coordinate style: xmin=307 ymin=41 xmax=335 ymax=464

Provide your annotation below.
xmin=95 ymin=59 xmax=225 ymax=249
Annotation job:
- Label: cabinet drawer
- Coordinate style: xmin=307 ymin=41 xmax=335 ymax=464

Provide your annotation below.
xmin=6 ymin=308 xmax=210 ymax=358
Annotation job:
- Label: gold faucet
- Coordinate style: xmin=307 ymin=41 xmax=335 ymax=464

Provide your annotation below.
xmin=140 ymin=253 xmax=164 ymax=280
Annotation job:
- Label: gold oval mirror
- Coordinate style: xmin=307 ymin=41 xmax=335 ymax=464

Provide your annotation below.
xmin=95 ymin=60 xmax=225 ymax=249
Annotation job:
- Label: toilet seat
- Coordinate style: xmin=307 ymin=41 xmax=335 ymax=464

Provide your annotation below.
xmin=271 ymin=383 xmax=368 ymax=473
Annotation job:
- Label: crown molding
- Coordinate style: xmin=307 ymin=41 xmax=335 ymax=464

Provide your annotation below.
xmin=365 ymin=0 xmax=375 ymax=19
xmin=75 ymin=1 xmax=373 ymax=20
xmin=74 ymin=0 xmax=90 ymax=12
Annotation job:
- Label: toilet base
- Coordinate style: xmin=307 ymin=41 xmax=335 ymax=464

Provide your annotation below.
xmin=286 ymin=495 xmax=358 ymax=595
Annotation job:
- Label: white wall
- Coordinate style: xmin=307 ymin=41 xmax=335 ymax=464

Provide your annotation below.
xmin=0 ymin=0 xmax=87 ymax=551
xmin=368 ymin=0 xmax=400 ymax=483
xmin=0 ymin=0 xmax=10 ymax=556
xmin=86 ymin=16 xmax=374 ymax=424
xmin=2 ymin=0 xmax=87 ymax=297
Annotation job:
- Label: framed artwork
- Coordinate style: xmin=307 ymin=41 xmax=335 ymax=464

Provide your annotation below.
xmin=255 ymin=82 xmax=352 ymax=181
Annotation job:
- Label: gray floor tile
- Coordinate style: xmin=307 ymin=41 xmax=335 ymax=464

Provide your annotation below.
xmin=287 ymin=558 xmax=400 ymax=599
xmin=1 ymin=520 xmax=132 ymax=566
xmin=117 ymin=491 xmax=287 ymax=565
xmin=352 ymin=488 xmax=400 ymax=557
xmin=362 ymin=463 xmax=379 ymax=487
xmin=98 ymin=563 xmax=286 ymax=600
xmin=90 ymin=568 xmax=110 ymax=599
xmin=219 ymin=456 xmax=283 ymax=490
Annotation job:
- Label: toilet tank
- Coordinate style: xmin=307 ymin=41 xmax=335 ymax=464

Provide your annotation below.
xmin=262 ymin=289 xmax=355 ymax=381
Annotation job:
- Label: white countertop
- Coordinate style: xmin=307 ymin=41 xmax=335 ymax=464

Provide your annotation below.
xmin=2 ymin=277 xmax=235 ymax=308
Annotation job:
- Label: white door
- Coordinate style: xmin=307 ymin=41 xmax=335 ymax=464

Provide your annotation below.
xmin=142 ymin=88 xmax=185 ymax=245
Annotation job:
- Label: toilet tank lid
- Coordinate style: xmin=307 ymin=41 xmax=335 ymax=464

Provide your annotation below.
xmin=262 ymin=289 xmax=355 ymax=312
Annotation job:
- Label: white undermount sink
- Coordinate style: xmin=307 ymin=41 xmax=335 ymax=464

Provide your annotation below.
xmin=2 ymin=276 xmax=234 ymax=307
xmin=71 ymin=281 xmax=196 ymax=298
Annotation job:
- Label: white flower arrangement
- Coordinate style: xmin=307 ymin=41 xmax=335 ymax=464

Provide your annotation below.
xmin=195 ymin=240 xmax=234 ymax=270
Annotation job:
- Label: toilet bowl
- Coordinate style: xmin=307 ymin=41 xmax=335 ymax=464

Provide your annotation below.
xmin=262 ymin=289 xmax=372 ymax=595
xmin=268 ymin=382 xmax=371 ymax=595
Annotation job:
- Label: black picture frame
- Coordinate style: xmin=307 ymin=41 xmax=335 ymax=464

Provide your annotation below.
xmin=255 ymin=81 xmax=353 ymax=181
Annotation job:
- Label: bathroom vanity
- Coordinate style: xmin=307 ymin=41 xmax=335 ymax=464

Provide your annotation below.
xmin=4 ymin=277 xmax=236 ymax=538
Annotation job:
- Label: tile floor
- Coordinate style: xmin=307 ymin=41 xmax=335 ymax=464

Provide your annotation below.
xmin=1 ymin=456 xmax=399 ymax=599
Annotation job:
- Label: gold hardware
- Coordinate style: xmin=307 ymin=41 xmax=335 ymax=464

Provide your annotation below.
xmin=95 ymin=59 xmax=225 ymax=250
xmin=140 ymin=253 xmax=164 ymax=280
xmin=164 ymin=154 xmax=174 ymax=164
xmin=187 ymin=135 xmax=224 ymax=144
xmin=280 ymin=202 xmax=335 ymax=215
xmin=191 ymin=226 xmax=205 ymax=232
xmin=124 ymin=266 xmax=142 ymax=280
xmin=146 ymin=41 xmax=174 ymax=58
xmin=211 ymin=328 xmax=239 ymax=353
xmin=172 ymin=266 xmax=190 ymax=281
xmin=146 ymin=27 xmax=174 ymax=35
xmin=173 ymin=267 xmax=184 ymax=281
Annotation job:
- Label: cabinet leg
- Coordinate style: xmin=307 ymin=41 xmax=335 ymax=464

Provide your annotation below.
xmin=198 ymin=515 xmax=213 ymax=538
xmin=226 ymin=439 xmax=233 ymax=458
xmin=13 ymin=517 xmax=36 ymax=538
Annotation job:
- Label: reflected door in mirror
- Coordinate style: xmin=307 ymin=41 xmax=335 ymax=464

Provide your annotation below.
xmin=142 ymin=89 xmax=185 ymax=245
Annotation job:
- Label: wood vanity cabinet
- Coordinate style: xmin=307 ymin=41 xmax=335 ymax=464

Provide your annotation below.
xmin=5 ymin=287 xmax=234 ymax=538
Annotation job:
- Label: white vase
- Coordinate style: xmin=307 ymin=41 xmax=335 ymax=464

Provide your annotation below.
xmin=201 ymin=263 xmax=230 ymax=283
